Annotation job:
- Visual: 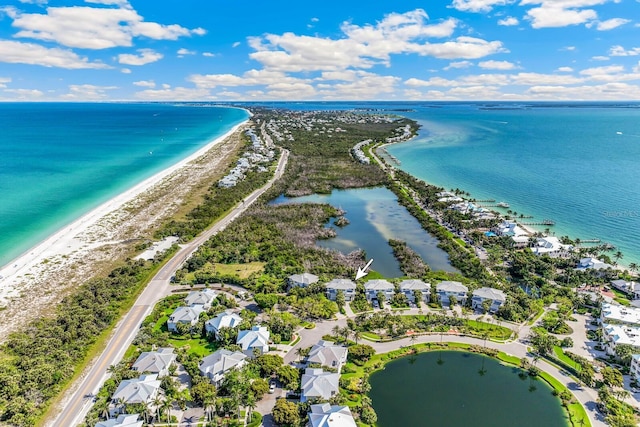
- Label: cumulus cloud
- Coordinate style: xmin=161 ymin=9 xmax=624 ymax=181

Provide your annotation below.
xmin=202 ymin=52 xmax=216 ymax=57
xmin=8 ymin=4 xmax=204 ymax=49
xmin=133 ymin=80 xmax=155 ymax=88
xmin=556 ymin=66 xmax=574 ymax=72
xmin=0 ymin=39 xmax=109 ymax=68
xmin=498 ymin=16 xmax=519 ymax=26
xmin=588 ymin=18 xmax=630 ymax=30
xmin=478 ymin=60 xmax=518 ymax=70
xmin=62 ymin=84 xmax=117 ymax=99
xmin=247 ymin=9 xmax=505 ymax=72
xmin=177 ymin=48 xmax=196 ymax=57
xmin=189 ymin=69 xmax=309 ymax=89
xmin=450 ymin=0 xmax=513 ymax=13
xmin=3 ymin=88 xmax=44 ymax=99
xmin=526 ymin=82 xmax=640 ymax=100
xmin=591 ymin=55 xmax=610 ymax=60
xmin=444 ymin=60 xmax=473 ymax=70
xmin=609 ymin=45 xmax=640 ymax=56
xmin=0 ymin=77 xmax=12 ymax=88
xmin=134 ymin=86 xmax=213 ymax=101
xmin=525 ymin=6 xmax=597 ymax=28
xmin=117 ymin=49 xmax=163 ymax=65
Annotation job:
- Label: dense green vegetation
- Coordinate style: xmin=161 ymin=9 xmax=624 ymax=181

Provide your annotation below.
xmin=0 ymin=254 xmax=176 ymax=426
xmin=388 ymin=239 xmax=429 ymax=277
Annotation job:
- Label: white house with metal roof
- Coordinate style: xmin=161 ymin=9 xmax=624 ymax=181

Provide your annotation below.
xmin=399 ymin=279 xmax=430 ymax=303
xmin=205 ymin=310 xmax=243 ymax=340
xmin=307 ymin=340 xmax=348 ymax=373
xmin=199 ymin=349 xmax=248 ymax=386
xmin=109 ymin=374 xmax=161 ymax=416
xmin=471 ymin=287 xmax=507 ymax=313
xmin=602 ymin=324 xmax=640 ymax=355
xmin=184 ymin=288 xmax=217 ymax=310
xmin=167 ymin=305 xmax=204 ymax=332
xmin=600 ymin=303 xmax=640 ymax=326
xmin=96 ymin=414 xmax=143 ymax=427
xmin=364 ymin=279 xmax=394 ymax=302
xmin=301 ymin=368 xmax=340 ymax=403
xmin=308 ymin=403 xmax=357 ymax=427
xmin=325 ymin=278 xmax=357 ymax=302
xmin=236 ymin=325 xmax=270 ymax=357
xmin=131 ymin=347 xmax=176 ymax=377
xmin=288 ymin=273 xmax=320 ymax=289
xmin=576 ymin=257 xmax=613 ymax=271
xmin=531 ymin=237 xmax=573 ymax=258
xmin=436 ymin=281 xmax=468 ymax=305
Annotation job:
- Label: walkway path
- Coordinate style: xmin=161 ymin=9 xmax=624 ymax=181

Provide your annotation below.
xmin=50 ymin=150 xmax=289 ymax=427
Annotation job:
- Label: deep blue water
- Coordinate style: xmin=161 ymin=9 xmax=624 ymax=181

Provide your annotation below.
xmin=0 ymin=103 xmax=248 ymax=268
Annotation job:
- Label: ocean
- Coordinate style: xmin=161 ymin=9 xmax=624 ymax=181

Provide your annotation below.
xmin=385 ymin=102 xmax=640 ymax=266
xmin=2 ymin=102 xmax=639 ymax=271
xmin=0 ymin=103 xmax=248 ymax=268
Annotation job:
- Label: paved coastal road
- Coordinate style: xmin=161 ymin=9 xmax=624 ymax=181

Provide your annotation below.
xmin=51 ymin=149 xmax=289 ymax=427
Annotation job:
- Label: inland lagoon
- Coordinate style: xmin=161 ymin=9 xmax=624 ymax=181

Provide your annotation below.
xmin=369 ymin=351 xmax=569 ymax=427
xmin=271 ymin=186 xmax=457 ymax=277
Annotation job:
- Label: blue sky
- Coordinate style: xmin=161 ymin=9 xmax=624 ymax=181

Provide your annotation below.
xmin=0 ymin=0 xmax=639 ymax=101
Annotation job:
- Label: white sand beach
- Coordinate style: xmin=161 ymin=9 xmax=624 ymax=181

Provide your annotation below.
xmin=0 ymin=119 xmax=249 ymax=340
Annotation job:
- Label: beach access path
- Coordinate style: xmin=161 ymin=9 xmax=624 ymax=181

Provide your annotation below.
xmin=49 ymin=149 xmax=289 ymax=427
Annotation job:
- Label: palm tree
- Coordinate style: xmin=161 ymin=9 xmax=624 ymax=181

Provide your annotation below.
xmin=613 ymin=250 xmax=624 ymax=265
xmin=352 ymin=330 xmax=362 ymax=345
xmin=161 ymin=398 xmax=173 ymax=424
xmin=332 ymin=325 xmax=341 ymax=341
xmin=629 ymin=262 xmax=638 ymax=275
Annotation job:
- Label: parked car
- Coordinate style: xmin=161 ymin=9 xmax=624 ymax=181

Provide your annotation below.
xmin=269 ymin=380 xmax=276 ymax=394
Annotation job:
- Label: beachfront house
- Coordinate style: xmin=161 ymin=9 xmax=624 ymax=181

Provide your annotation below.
xmin=630 ymin=355 xmax=640 ymax=384
xmin=364 ymin=279 xmax=394 ymax=303
xmin=96 ymin=414 xmax=143 ymax=427
xmin=308 ymin=403 xmax=357 ymax=427
xmin=287 ymin=272 xmax=319 ymax=290
xmin=611 ymin=280 xmax=640 ymax=300
xmin=471 ymin=287 xmax=507 ymax=313
xmin=531 ymin=237 xmax=573 ymax=258
xmin=325 ymin=278 xmax=357 ymax=302
xmin=205 ymin=310 xmax=243 ymax=340
xmin=307 ymin=340 xmax=348 ymax=373
xmin=576 ymin=257 xmax=613 ymax=272
xmin=300 ymin=368 xmax=340 ymax=403
xmin=199 ymin=349 xmax=248 ymax=386
xmin=495 ymin=221 xmax=530 ymax=248
xmin=436 ymin=281 xmax=468 ymax=306
xmin=184 ymin=288 xmax=217 ymax=310
xmin=236 ymin=325 xmax=270 ymax=357
xmin=109 ymin=374 xmax=161 ymax=416
xmin=131 ymin=347 xmax=176 ymax=377
xmin=399 ymin=279 xmax=430 ymax=303
xmin=167 ymin=305 xmax=204 ymax=333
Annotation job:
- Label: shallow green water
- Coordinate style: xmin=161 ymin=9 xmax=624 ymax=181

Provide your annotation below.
xmin=369 ymin=351 xmax=569 ymax=427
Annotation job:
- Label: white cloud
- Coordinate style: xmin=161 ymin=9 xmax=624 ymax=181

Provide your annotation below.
xmin=591 ymin=55 xmax=610 ymax=60
xmin=317 ymin=72 xmax=399 ymax=100
xmin=579 ymin=64 xmax=625 ymax=76
xmin=444 ymin=60 xmax=473 ymax=70
xmin=525 ymin=6 xmax=597 ymax=28
xmin=232 ymin=41 xmax=241 ymax=48
xmin=3 ymin=88 xmax=44 ymax=99
xmin=247 ymin=10 xmax=505 ymax=72
xmin=177 ymin=48 xmax=196 ymax=57
xmin=450 ymin=0 xmax=513 ymax=13
xmin=609 ymin=45 xmax=640 ymax=56
xmin=121 ymin=68 xmax=131 ymax=73
xmin=0 ymin=40 xmax=109 ymax=68
xmin=85 ymin=0 xmax=131 ymax=6
xmin=561 ymin=46 xmax=576 ymax=51
xmin=18 ymin=0 xmax=47 ymax=5
xmin=133 ymin=80 xmax=155 ymax=88
xmin=134 ymin=87 xmax=213 ymax=101
xmin=189 ymin=69 xmax=309 ymax=89
xmin=526 ymin=82 xmax=640 ymax=100
xmin=556 ymin=66 xmax=574 ymax=72
xmin=62 ymin=84 xmax=117 ymax=99
xmin=117 ymin=49 xmax=163 ymax=65
xmin=498 ymin=16 xmax=519 ymax=26
xmin=202 ymin=52 xmax=216 ymax=57
xmin=589 ymin=18 xmax=630 ymax=30
xmin=478 ymin=60 xmax=518 ymax=70
xmin=9 ymin=4 xmax=203 ymax=50
xmin=319 ymin=70 xmax=360 ymax=81
xmin=0 ymin=77 xmax=12 ymax=88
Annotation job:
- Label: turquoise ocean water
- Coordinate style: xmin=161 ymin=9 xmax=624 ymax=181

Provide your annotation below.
xmin=0 ymin=103 xmax=248 ymax=268
xmin=384 ymin=103 xmax=640 ymax=265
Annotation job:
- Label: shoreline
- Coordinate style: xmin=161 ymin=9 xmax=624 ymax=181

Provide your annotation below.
xmin=0 ymin=117 xmax=250 ymax=307
xmin=379 ymin=123 xmax=633 ymax=270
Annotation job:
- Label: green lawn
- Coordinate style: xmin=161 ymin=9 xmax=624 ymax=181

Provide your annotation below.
xmin=361 ymin=332 xmax=382 ymax=341
xmin=167 ymin=335 xmax=218 ymax=357
xmin=553 ymin=346 xmax=581 ymax=372
xmin=464 ymin=319 xmax=513 ymax=340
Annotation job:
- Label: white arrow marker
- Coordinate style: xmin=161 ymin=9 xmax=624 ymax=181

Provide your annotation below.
xmin=355 ymin=259 xmax=374 ymax=280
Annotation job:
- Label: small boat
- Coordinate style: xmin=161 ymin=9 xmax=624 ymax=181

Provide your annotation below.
xmin=497 ymin=201 xmax=510 ymax=208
